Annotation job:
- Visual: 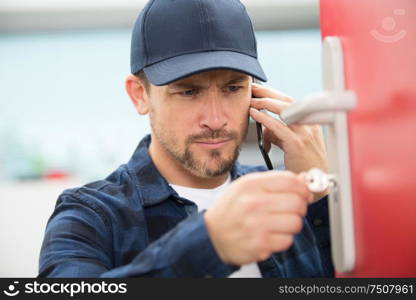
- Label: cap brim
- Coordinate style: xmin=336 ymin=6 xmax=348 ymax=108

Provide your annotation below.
xmin=143 ymin=51 xmax=267 ymax=86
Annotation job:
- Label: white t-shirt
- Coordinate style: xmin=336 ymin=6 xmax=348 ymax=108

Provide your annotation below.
xmin=170 ymin=175 xmax=262 ymax=278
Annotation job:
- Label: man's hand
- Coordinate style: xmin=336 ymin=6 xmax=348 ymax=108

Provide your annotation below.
xmin=249 ymin=83 xmax=329 ymax=201
xmin=204 ymin=171 xmax=313 ymax=266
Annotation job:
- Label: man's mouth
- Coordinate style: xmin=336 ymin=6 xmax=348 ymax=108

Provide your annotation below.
xmin=194 ymin=139 xmax=231 ymax=149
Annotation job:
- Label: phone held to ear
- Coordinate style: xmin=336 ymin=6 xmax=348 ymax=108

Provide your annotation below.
xmin=255 ymin=118 xmax=273 ymax=170
xmin=252 ymin=79 xmax=274 ymax=170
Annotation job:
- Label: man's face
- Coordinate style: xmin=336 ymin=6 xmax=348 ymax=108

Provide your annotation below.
xmin=146 ymin=69 xmax=252 ymax=178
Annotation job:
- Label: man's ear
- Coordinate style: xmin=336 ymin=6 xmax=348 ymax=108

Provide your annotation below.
xmin=125 ymin=74 xmax=150 ymax=115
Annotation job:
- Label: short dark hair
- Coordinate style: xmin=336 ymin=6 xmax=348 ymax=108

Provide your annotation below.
xmin=134 ymin=70 xmax=150 ymax=91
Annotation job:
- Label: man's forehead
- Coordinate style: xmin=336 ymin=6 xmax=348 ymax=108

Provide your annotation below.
xmin=168 ymin=70 xmax=251 ymax=87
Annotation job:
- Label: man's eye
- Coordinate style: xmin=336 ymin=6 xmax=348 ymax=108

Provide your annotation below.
xmin=226 ymin=86 xmax=242 ymax=93
xmin=180 ymin=89 xmax=199 ymax=96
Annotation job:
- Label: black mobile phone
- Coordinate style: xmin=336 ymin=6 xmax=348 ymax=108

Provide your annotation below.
xmin=252 ymin=79 xmax=273 ymax=170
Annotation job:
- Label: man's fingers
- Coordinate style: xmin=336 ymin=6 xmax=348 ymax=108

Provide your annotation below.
xmin=250 ymin=97 xmax=291 ymax=115
xmin=254 ymin=194 xmax=308 ymax=217
xmin=262 ymin=213 xmax=304 ymax=234
xmin=264 ymin=126 xmax=285 ymax=150
xmin=252 ymin=83 xmax=294 ymax=103
xmin=242 ymin=171 xmax=313 ymax=202
xmin=265 ymin=233 xmax=294 ymax=253
xmin=250 ymin=108 xmax=293 ymax=142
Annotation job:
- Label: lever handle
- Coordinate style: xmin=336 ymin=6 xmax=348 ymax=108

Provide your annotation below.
xmin=279 ymin=36 xmax=357 ymax=274
xmin=280 ymin=90 xmax=356 ymax=125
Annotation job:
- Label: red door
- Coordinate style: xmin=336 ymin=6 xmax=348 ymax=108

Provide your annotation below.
xmin=320 ymin=0 xmax=416 ymax=277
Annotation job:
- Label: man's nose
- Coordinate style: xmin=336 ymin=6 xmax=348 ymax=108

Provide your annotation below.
xmin=199 ymin=94 xmax=228 ymax=131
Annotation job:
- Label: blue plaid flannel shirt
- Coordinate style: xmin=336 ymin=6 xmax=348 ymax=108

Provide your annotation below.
xmin=38 ymin=134 xmax=334 ymax=277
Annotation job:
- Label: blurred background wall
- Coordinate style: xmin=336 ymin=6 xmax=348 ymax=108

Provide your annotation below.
xmin=0 ymin=0 xmax=322 ymax=276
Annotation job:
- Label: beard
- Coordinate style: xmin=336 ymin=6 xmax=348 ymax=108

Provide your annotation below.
xmin=150 ymin=115 xmax=249 ymax=178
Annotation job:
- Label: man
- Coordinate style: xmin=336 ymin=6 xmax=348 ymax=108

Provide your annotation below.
xmin=38 ymin=0 xmax=333 ymax=277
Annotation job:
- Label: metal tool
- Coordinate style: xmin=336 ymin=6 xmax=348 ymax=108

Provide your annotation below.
xmin=304 ymin=168 xmax=336 ymax=193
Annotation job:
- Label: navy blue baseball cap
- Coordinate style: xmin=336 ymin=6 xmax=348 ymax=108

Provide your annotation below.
xmin=130 ymin=0 xmax=267 ymax=86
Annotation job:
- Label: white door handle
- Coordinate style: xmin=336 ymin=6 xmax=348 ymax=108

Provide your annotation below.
xmin=281 ymin=37 xmax=356 ymax=274
xmin=280 ymin=90 xmax=356 ymax=125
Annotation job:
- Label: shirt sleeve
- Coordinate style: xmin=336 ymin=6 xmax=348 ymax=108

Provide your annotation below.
xmin=38 ymin=194 xmax=239 ymax=278
xmin=305 ymin=195 xmax=334 ymax=277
